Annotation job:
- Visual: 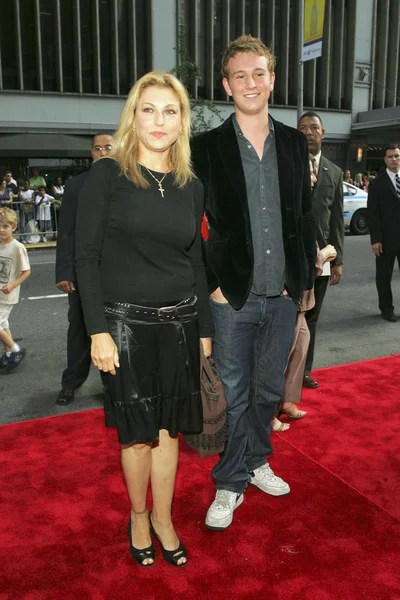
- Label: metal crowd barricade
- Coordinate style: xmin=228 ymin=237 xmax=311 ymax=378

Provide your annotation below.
xmin=13 ymin=197 xmax=60 ymax=245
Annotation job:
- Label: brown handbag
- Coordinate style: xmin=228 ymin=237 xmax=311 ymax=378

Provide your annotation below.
xmin=183 ymin=348 xmax=228 ymax=458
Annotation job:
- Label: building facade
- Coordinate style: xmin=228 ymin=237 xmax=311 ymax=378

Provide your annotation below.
xmin=0 ymin=0 xmax=399 ymax=182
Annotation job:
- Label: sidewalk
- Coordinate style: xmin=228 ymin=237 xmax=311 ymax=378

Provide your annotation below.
xmin=25 ymin=241 xmax=57 ymax=251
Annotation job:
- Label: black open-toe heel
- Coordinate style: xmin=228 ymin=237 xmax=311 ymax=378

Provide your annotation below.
xmin=127 ymin=519 xmax=155 ymax=567
xmin=149 ymin=513 xmax=187 ymax=567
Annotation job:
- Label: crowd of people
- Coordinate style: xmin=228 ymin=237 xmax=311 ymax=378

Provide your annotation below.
xmin=343 ymin=168 xmax=377 ymax=190
xmin=0 ymin=168 xmax=66 ymax=243
xmin=2 ymin=33 xmax=400 ymax=570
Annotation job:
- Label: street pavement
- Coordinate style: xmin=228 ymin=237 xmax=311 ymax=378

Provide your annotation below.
xmin=1 ymin=235 xmax=399 ymax=425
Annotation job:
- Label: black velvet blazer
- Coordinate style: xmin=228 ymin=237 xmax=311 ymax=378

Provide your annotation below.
xmin=191 ymin=114 xmax=316 ymax=308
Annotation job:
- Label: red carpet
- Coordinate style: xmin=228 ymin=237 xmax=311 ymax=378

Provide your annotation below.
xmin=280 ymin=353 xmax=400 ymax=521
xmin=1 ymin=356 xmax=400 ymax=600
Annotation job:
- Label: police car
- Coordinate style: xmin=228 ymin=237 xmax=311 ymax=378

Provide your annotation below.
xmin=343 ymin=182 xmax=369 ymax=235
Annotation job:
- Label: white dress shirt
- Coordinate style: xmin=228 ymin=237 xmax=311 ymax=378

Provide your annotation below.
xmin=386 ymin=168 xmax=400 ymax=192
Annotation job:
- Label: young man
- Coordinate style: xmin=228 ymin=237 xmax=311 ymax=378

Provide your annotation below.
xmin=367 ymin=143 xmax=400 ymax=322
xmin=191 ymin=35 xmax=316 ymax=530
xmin=0 ymin=208 xmax=31 ymax=374
xmin=297 ymin=112 xmax=344 ymax=388
xmin=55 ymin=132 xmax=113 ymax=405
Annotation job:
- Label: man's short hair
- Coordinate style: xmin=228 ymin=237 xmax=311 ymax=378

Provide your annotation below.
xmin=92 ymin=132 xmax=113 ymax=147
xmin=4 ymin=170 xmax=12 ymax=176
xmin=298 ymin=111 xmax=324 ymax=128
xmin=38 ymin=185 xmax=46 ymax=191
xmin=221 ymin=35 xmax=276 ymax=79
xmin=385 ymin=142 xmax=400 ymax=155
xmin=0 ymin=207 xmax=18 ymax=227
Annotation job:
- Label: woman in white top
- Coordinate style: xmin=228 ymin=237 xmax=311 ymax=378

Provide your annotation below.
xmin=51 ymin=177 xmax=64 ymax=202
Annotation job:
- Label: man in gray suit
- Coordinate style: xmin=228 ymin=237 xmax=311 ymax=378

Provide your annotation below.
xmin=298 ymin=111 xmax=344 ymax=388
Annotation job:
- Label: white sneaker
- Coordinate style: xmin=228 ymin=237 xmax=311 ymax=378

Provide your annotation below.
xmin=42 ymin=236 xmax=47 ymax=243
xmin=206 ymin=490 xmax=244 ymax=530
xmin=249 ymin=463 xmax=290 ymax=496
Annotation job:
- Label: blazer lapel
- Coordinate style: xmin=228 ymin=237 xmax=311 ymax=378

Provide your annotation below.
xmin=273 ymin=118 xmax=295 ymax=213
xmin=216 ymin=116 xmax=248 ymax=212
xmin=383 ymin=171 xmax=400 ymax=201
xmin=313 ymin=154 xmax=329 ymax=194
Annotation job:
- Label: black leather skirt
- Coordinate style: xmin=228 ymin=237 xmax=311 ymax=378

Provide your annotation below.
xmin=101 ymin=297 xmax=202 ymax=445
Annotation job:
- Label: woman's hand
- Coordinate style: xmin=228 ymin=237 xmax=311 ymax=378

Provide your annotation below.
xmin=90 ymin=333 xmax=120 ymax=375
xmin=319 ymin=244 xmax=337 ymax=264
xmin=200 ymin=337 xmax=212 ymax=358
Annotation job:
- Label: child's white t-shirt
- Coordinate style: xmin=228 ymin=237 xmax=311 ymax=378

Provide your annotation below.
xmin=0 ymin=239 xmax=30 ymax=305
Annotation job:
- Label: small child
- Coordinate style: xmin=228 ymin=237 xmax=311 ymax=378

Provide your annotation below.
xmin=0 ymin=207 xmax=31 ymax=373
xmin=35 ymin=186 xmax=54 ymax=243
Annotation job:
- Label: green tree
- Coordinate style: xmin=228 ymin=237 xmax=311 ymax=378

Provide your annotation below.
xmin=172 ymin=19 xmax=223 ymax=135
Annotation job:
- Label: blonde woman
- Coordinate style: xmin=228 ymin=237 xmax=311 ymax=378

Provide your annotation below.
xmin=75 ymin=73 xmax=213 ymax=567
xmin=355 ymin=172 xmax=365 ymax=190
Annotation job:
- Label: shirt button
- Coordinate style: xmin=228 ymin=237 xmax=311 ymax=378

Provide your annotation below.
xmin=261 ymin=185 xmax=264 ymax=189
xmin=247 ymin=145 xmax=251 ymax=149
xmin=264 ymin=228 xmax=268 ymax=232
xmin=266 ymin=249 xmax=271 ymax=254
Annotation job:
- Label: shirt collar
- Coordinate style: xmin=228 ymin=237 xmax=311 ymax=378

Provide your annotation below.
xmin=232 ymin=114 xmax=275 ymax=140
xmin=386 ymin=168 xmax=400 ymax=182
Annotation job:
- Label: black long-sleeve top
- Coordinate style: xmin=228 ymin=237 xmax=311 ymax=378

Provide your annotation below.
xmin=75 ymin=157 xmax=214 ymax=338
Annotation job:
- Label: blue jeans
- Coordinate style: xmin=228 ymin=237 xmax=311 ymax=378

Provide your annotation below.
xmin=210 ymin=293 xmax=297 ymax=494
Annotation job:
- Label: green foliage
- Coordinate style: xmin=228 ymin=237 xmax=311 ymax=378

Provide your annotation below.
xmin=172 ymin=19 xmax=223 ymax=135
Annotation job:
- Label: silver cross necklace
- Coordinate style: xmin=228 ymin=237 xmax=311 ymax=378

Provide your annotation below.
xmin=143 ymin=166 xmax=168 ymax=197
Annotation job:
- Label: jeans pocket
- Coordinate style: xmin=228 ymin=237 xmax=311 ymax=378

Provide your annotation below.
xmin=209 ymin=297 xmax=230 ymax=306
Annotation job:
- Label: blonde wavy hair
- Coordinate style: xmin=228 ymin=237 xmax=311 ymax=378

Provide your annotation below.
xmin=109 ymin=72 xmax=193 ymax=189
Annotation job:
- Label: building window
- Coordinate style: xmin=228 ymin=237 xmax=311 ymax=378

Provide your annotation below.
xmin=60 ymin=1 xmax=75 ymax=92
xmin=80 ymin=0 xmax=94 ymax=94
xmin=40 ymin=0 xmax=57 ymax=91
xmin=99 ymin=0 xmax=112 ymax=94
xmin=0 ymin=1 xmax=19 ymax=90
xmin=178 ymin=0 xmax=356 ymax=111
xmin=0 ymin=0 xmax=151 ymax=96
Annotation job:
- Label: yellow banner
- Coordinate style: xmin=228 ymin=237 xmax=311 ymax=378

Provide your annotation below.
xmin=304 ymin=0 xmax=326 ymax=43
xmin=303 ymin=0 xmax=326 ymax=61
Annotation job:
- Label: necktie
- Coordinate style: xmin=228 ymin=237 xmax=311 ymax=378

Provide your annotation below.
xmin=396 ymin=173 xmax=400 ymax=199
xmin=311 ymin=157 xmax=318 ymax=188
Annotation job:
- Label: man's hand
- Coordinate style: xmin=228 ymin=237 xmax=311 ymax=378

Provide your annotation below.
xmin=200 ymin=337 xmax=212 ymax=358
xmin=210 ymin=287 xmax=229 ymax=304
xmin=56 ymin=280 xmax=75 ymax=293
xmin=372 ymin=242 xmax=383 ymax=257
xmin=330 ymin=264 xmax=342 ymax=286
xmin=2 ymin=283 xmax=15 ymax=294
xmin=90 ymin=333 xmax=120 ymax=375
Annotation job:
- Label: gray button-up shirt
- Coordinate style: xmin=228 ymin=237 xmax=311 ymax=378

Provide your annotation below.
xmin=233 ymin=116 xmax=285 ymax=296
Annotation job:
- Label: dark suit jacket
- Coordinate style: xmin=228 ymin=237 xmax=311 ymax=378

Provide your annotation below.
xmin=191 ymin=114 xmax=316 ymax=308
xmin=311 ymin=155 xmax=344 ymax=266
xmin=367 ymin=170 xmax=400 ymax=255
xmin=55 ymin=171 xmax=88 ymax=284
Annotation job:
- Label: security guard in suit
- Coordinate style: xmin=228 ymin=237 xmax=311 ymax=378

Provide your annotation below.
xmin=298 ymin=112 xmax=344 ymax=389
